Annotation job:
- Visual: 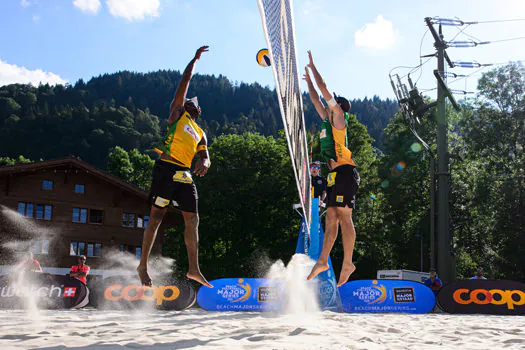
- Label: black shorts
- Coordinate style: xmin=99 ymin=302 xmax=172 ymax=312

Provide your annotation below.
xmin=150 ymin=159 xmax=198 ymax=213
xmin=326 ymin=165 xmax=360 ymax=209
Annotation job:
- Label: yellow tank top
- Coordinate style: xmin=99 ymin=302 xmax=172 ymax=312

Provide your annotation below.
xmin=325 ymin=108 xmax=356 ymax=168
xmin=154 ymin=112 xmax=204 ymax=168
xmin=332 ymin=125 xmax=356 ymax=167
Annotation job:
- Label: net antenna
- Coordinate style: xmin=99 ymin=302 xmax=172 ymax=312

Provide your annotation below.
xmin=257 ymin=0 xmax=311 ymax=234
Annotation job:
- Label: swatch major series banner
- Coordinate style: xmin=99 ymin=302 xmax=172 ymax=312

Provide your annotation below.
xmin=197 ymin=278 xmax=284 ymax=311
xmin=338 ymin=279 xmax=436 ymax=313
xmin=437 ymin=280 xmax=525 ymax=315
xmin=0 ymin=273 xmax=88 ymax=309
xmin=89 ymin=276 xmax=196 ymax=311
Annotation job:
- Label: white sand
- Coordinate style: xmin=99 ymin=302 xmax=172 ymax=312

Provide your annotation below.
xmin=0 ymin=309 xmax=524 ymax=350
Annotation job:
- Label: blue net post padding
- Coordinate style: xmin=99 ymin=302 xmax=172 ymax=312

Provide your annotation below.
xmin=295 ymin=198 xmax=342 ymax=311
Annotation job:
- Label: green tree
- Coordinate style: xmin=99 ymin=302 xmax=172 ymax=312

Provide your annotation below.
xmin=163 ymin=132 xmax=300 ymax=279
xmin=0 ymin=155 xmax=32 ymax=166
xmin=107 ymin=146 xmax=154 ymax=190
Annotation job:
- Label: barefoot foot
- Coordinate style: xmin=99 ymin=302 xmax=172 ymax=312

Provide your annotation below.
xmin=307 ymin=262 xmax=329 ymax=281
xmin=187 ymin=271 xmax=213 ymax=288
xmin=137 ymin=266 xmax=152 ymax=287
xmin=337 ymin=262 xmax=356 ymax=287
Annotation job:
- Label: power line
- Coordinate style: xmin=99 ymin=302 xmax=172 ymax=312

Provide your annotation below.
xmin=448 ymin=36 xmax=525 ymax=47
xmin=433 ymin=17 xmax=525 ymax=26
xmin=414 ymin=29 xmax=430 ymax=86
xmin=469 ymin=18 xmax=525 ymax=24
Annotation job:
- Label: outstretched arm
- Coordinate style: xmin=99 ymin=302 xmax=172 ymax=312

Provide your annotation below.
xmin=194 ymin=133 xmax=210 ymax=177
xmin=168 ymin=46 xmax=209 ymax=123
xmin=303 ymin=67 xmax=328 ymax=120
xmin=307 ymin=51 xmax=346 ymax=128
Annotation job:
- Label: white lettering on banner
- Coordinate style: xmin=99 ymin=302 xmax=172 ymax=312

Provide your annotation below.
xmin=37 ymin=287 xmax=49 ymax=297
xmin=0 ymin=284 xmax=66 ymax=298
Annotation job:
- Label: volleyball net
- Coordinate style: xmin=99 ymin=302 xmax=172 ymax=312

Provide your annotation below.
xmin=257 ymin=0 xmax=311 ymax=232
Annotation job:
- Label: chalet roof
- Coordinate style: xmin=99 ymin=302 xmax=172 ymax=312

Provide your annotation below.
xmin=0 ymin=157 xmax=148 ymax=200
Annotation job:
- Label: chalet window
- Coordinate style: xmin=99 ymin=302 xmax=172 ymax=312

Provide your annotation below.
xmin=27 ymin=203 xmax=34 ymax=217
xmin=35 ymin=204 xmax=52 ymax=220
xmin=42 ymin=180 xmax=53 ymax=190
xmin=122 ymin=213 xmax=136 ymax=228
xmin=17 ymin=202 xmax=34 ymax=217
xmin=119 ymin=244 xmax=141 ymax=259
xmin=70 ymin=241 xmax=78 ymax=256
xmin=72 ymin=208 xmax=88 ymax=223
xmin=87 ymin=243 xmax=94 ymax=257
xmin=18 ymin=202 xmax=50 ymax=219
xmin=32 ymin=240 xmax=50 ymax=255
xmin=70 ymin=241 xmax=102 ymax=257
xmin=36 ymin=205 xmax=44 ymax=219
xmin=17 ymin=202 xmax=25 ymax=216
xmin=75 ymin=184 xmax=85 ymax=194
xmin=94 ymin=243 xmax=102 ymax=257
xmin=89 ymin=209 xmax=104 ymax=224
xmin=133 ymin=215 xmax=149 ymax=229
xmin=78 ymin=242 xmax=85 ymax=256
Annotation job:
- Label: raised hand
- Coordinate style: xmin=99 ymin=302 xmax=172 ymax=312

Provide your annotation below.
xmin=303 ymin=66 xmax=312 ymax=82
xmin=307 ymin=50 xmax=314 ymax=68
xmin=194 ymin=46 xmax=209 ymax=60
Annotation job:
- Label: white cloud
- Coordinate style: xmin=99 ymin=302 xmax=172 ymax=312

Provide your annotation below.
xmin=73 ymin=0 xmax=101 ymax=14
xmin=0 ymin=60 xmax=67 ymax=87
xmin=355 ymin=15 xmax=397 ymax=50
xmin=32 ymin=15 xmax=40 ymax=23
xmin=106 ymin=0 xmax=160 ymax=21
xmin=20 ymin=0 xmax=30 ymax=8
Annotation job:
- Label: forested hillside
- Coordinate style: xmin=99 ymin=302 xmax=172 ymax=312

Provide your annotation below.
xmin=0 ymin=70 xmax=396 ymax=168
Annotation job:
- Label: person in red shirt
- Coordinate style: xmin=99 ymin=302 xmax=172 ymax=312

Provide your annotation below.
xmin=69 ymin=255 xmax=90 ymax=285
xmin=16 ymin=251 xmax=42 ymax=272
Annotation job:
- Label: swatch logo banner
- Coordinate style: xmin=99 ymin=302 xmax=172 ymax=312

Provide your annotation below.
xmin=339 ymin=280 xmax=436 ymax=314
xmin=0 ymin=273 xmax=88 ymax=309
xmin=90 ymin=277 xmax=195 ymax=311
xmin=437 ymin=280 xmax=525 ymax=315
xmin=197 ymin=278 xmax=284 ymax=311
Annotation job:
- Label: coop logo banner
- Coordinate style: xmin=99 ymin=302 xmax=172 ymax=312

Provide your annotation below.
xmin=104 ymin=284 xmax=180 ymax=306
xmin=437 ymin=280 xmax=525 ymax=315
xmin=197 ymin=278 xmax=283 ymax=311
xmin=0 ymin=274 xmax=88 ymax=309
xmin=90 ymin=277 xmax=196 ymax=311
xmin=339 ymin=280 xmax=436 ymax=314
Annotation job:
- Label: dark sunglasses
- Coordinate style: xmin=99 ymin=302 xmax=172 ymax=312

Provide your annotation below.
xmin=310 ymin=166 xmax=319 ymax=169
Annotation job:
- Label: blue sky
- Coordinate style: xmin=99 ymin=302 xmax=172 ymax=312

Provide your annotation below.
xmin=1 ymin=0 xmax=524 ymax=100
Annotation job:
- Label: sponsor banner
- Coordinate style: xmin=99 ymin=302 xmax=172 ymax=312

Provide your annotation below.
xmin=339 ymin=280 xmax=435 ymax=314
xmin=90 ymin=277 xmax=196 ymax=311
xmin=197 ymin=278 xmax=284 ymax=312
xmin=437 ymin=280 xmax=525 ymax=315
xmin=295 ymin=198 xmax=342 ymax=311
xmin=0 ymin=273 xmax=88 ymax=309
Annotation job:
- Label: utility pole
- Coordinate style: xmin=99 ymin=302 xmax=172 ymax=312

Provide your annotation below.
xmin=425 ymin=17 xmax=456 ymax=283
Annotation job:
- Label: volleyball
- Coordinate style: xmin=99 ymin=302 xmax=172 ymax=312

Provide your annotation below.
xmin=256 ymin=48 xmax=271 ymax=67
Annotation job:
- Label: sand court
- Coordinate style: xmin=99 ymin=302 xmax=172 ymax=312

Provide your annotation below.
xmin=0 ymin=309 xmax=524 ymax=350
